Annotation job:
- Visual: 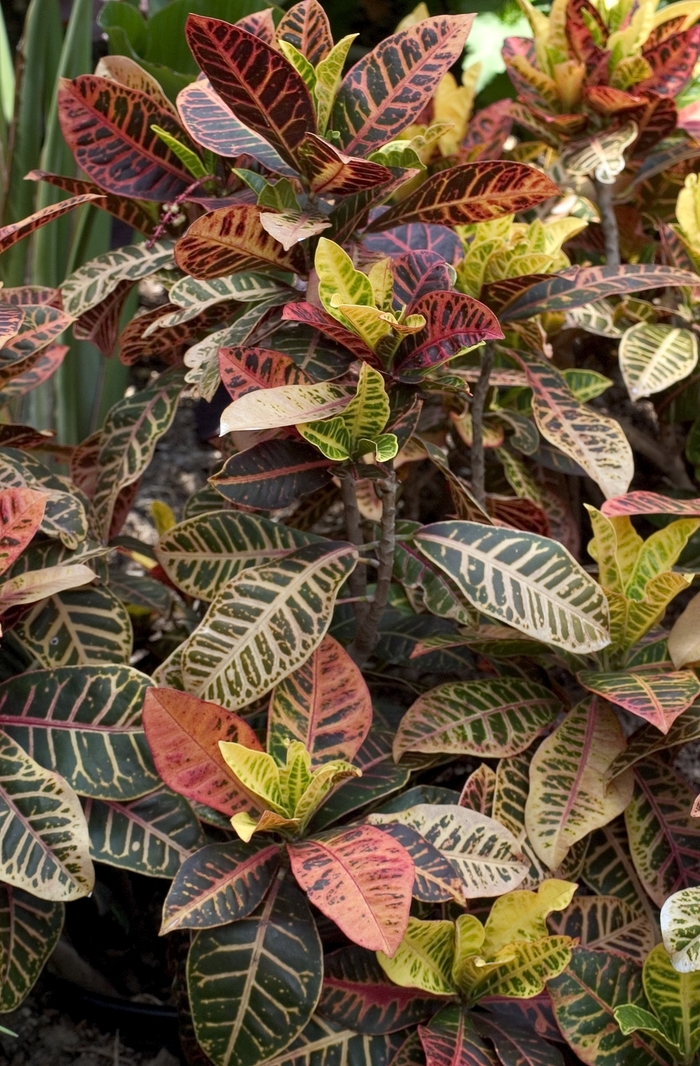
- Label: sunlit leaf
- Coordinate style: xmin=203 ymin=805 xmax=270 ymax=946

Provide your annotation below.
xmin=660 ymin=886 xmax=700 ymax=973
xmin=376 ymin=915 xmax=457 ymax=995
xmin=619 ymin=323 xmax=698 ymax=401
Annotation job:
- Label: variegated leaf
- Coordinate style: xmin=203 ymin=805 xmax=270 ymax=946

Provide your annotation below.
xmin=0 ymin=883 xmax=63 ymax=1011
xmin=209 ymin=439 xmax=333 ymax=511
xmin=60 ymin=240 xmax=174 ymax=324
xmin=0 ymin=195 xmax=103 ymax=254
xmin=175 ymin=204 xmax=307 ymax=280
xmin=12 ymin=584 xmax=132 ymax=667
xmin=660 ymin=887 xmax=700 ymax=973
xmin=414 ymin=520 xmax=610 ymax=654
xmin=0 ymin=488 xmax=46 ymax=577
xmin=582 ymin=818 xmax=661 ymax=931
xmin=418 ymin=1005 xmax=500 ymax=1066
xmin=0 ymin=306 xmax=24 ymax=346
xmin=548 ymin=895 xmax=657 ymax=964
xmin=619 ymin=323 xmax=698 ymax=401
xmin=181 ymin=541 xmax=358 ymax=711
xmin=376 ymin=915 xmax=457 ymax=995
xmin=578 ymin=667 xmax=700 ymax=734
xmin=220 ymin=380 xmax=352 ymax=435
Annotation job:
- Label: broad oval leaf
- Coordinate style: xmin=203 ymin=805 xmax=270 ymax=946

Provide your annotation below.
xmin=0 ymin=883 xmax=63 ymax=1011
xmin=0 ymin=487 xmax=46 ymax=577
xmin=668 ymin=589 xmax=700 ymax=670
xmin=377 ymin=915 xmax=457 ymax=996
xmin=660 ymin=887 xmax=700 ymax=973
xmin=619 ymin=323 xmax=698 ymax=401
xmin=0 ymin=729 xmax=94 ymax=901
xmin=219 ymin=381 xmax=353 ymax=434
xmin=472 ymin=1014 xmax=566 ymax=1066
xmin=155 ymin=510 xmax=319 ymax=601
xmin=635 ymin=943 xmax=700 ymax=1060
xmin=268 ymin=635 xmax=371 ymax=768
xmin=414 ymin=520 xmax=610 ymax=654
xmin=84 ymin=787 xmax=205 ymax=878
xmin=187 ymin=875 xmax=322 ymax=1066
xmin=142 ymin=687 xmax=262 ymax=817
xmin=578 ymin=667 xmax=700 ymax=734
xmin=175 ymin=204 xmax=307 ymax=280
xmin=394 ymin=677 xmax=560 ymax=761
xmin=370 ymin=803 xmax=528 ymax=898
xmin=393 ymin=291 xmax=502 ymax=382
xmin=258 ymin=1013 xmax=406 ymax=1066
xmin=181 ymin=541 xmax=358 ymax=711
xmin=377 ymin=821 xmax=469 ymax=906
xmin=0 ymin=665 xmax=155 ymax=801
xmin=209 ymin=440 xmax=333 ymax=511
xmin=161 ymin=839 xmax=281 ymax=934
xmin=548 ymin=894 xmax=657 ymax=964
xmin=525 ymin=698 xmax=634 ymax=871
xmin=12 ymin=584 xmax=133 ymax=668
xmin=319 ymin=944 xmax=438 ymax=1035
xmin=419 ymin=1005 xmax=500 ymax=1066
xmin=288 ymin=824 xmax=413 ymax=955
xmin=219 ymin=345 xmax=309 ymax=402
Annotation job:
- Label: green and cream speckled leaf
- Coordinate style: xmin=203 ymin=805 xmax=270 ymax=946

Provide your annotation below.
xmin=619 ymin=324 xmax=698 ymax=401
xmin=60 ymin=240 xmax=175 ymax=318
xmin=12 ymin=584 xmax=133 ymax=667
xmin=0 ymin=729 xmax=94 ymax=901
xmin=463 ymin=935 xmax=574 ymax=1004
xmin=393 ymin=677 xmax=560 ymax=761
xmin=581 ymin=818 xmax=660 ymax=931
xmin=661 ymin=887 xmax=700 ymax=973
xmin=181 ymin=541 xmax=357 ymax=711
xmin=415 ymin=520 xmax=610 ymax=654
xmin=0 ymin=883 xmax=63 ymax=1011
xmin=0 ymin=665 xmax=156 ymax=801
xmin=548 ymin=894 xmax=657 ymax=964
xmin=525 ymin=698 xmax=634 ymax=871
xmin=155 ymin=511 xmax=318 ymax=601
xmin=376 ymin=916 xmax=456 ymax=995
xmin=635 ymin=943 xmax=700 ymax=1059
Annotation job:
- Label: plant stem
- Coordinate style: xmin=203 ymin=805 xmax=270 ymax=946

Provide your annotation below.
xmin=470 ymin=343 xmax=495 ymax=507
xmin=348 ymin=470 xmax=397 ymax=667
xmin=595 ymin=179 xmax=620 ymax=267
xmin=340 ymin=468 xmax=368 ymax=620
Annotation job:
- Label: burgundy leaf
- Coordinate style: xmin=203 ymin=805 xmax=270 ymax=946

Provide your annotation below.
xmin=282 ymin=302 xmax=381 ymax=365
xmin=0 ymin=287 xmax=61 ymax=307
xmin=26 ymin=170 xmax=157 ymax=236
xmin=584 ymin=86 xmax=645 ymax=115
xmin=0 ymin=194 xmax=103 ymax=254
xmin=209 ymin=438 xmax=333 ymax=510
xmin=276 ymin=0 xmax=332 ymax=64
xmin=566 ymin=0 xmax=608 ymax=68
xmin=219 ymin=346 xmax=310 ymax=402
xmin=391 ymin=251 xmax=453 ymax=311
xmin=73 ymin=279 xmax=134 ymax=358
xmin=0 ymin=307 xmax=24 ymax=347
xmin=481 ymin=274 xmax=553 ymax=313
xmin=234 ymin=8 xmax=276 ymax=44
xmin=174 ymin=204 xmax=307 ymax=279
xmin=460 ymin=100 xmax=513 ymax=161
xmin=298 ymin=134 xmax=393 ymax=196
xmin=640 ymin=24 xmax=700 ymax=98
xmin=632 ymin=92 xmax=678 ymax=156
xmin=364 ymin=223 xmax=463 ymax=266
xmin=393 ymin=291 xmax=503 ymax=381
xmin=0 ymin=345 xmax=67 ymax=403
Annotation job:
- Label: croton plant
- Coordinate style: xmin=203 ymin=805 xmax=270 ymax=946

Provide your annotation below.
xmin=3 ymin=0 xmax=700 ymax=1063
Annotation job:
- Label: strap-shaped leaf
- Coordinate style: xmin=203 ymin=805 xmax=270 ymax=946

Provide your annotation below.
xmin=58 ymin=76 xmax=193 ymax=200
xmin=92 ymin=367 xmax=183 ymax=540
xmin=525 ymin=698 xmax=634 ymax=871
xmin=155 ymin=510 xmax=318 ymax=601
xmin=369 ymin=162 xmax=558 ymax=231
xmin=333 ymin=16 xmax=473 ymax=154
xmin=0 ymin=488 xmax=46 ymax=577
xmin=175 ymin=204 xmax=307 ymax=280
xmin=219 ymin=380 xmax=353 ymax=434
xmin=84 ymin=787 xmax=205 ymax=878
xmin=268 ymin=635 xmax=371 ymax=767
xmin=60 ymin=240 xmax=174 ymax=319
xmin=161 ymin=839 xmax=281 ymax=933
xmin=0 ymin=665 xmax=155 ymax=801
xmin=370 ymin=803 xmax=528 ymax=898
xmin=548 ymin=895 xmax=657 ymax=964
xmin=26 ymin=169 xmax=158 ymax=237
xmin=13 ymin=584 xmax=133 ymax=667
xmin=187 ymin=875 xmax=322 ymax=1066
xmin=142 ymin=687 xmax=262 ymax=817
xmin=578 ymin=667 xmax=700 ymax=734
xmin=0 ymin=729 xmax=94 ymax=901
xmin=414 ymin=520 xmax=610 ymax=653
xmin=0 ymin=306 xmax=24 ymax=346
xmin=210 ymin=440 xmax=333 ymax=511
xmin=660 ymin=887 xmax=700 ymax=973
xmin=319 ymin=944 xmax=438 ymax=1035
xmin=288 ymin=824 xmax=414 ymax=954
xmin=181 ymin=541 xmax=358 ymax=711
xmin=418 ymin=1005 xmax=500 ymax=1066
xmin=185 ymin=16 xmax=316 ymax=167
xmin=0 ymin=195 xmax=103 ymax=254
xmin=602 ymin=492 xmax=700 ymax=517
xmin=0 ymin=884 xmax=63 ymax=1011
xmin=549 ymin=948 xmax=671 ymax=1066
xmin=619 ymin=323 xmax=698 ymax=400
xmin=625 ymin=756 xmax=700 ymax=906
xmin=394 ymin=677 xmax=560 ymax=761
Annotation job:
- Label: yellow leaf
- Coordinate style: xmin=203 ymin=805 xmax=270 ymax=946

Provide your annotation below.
xmin=314 ymin=34 xmax=357 ymax=134
xmin=218 ymin=743 xmax=288 ymax=816
xmin=367 ymin=258 xmax=393 ymax=312
xmin=625 ymin=518 xmax=700 ymax=601
xmin=230 ymin=809 xmax=301 ymax=842
xmin=480 ymin=879 xmax=578 ymax=957
xmin=330 ymin=302 xmax=393 ymax=351
xmin=451 ymin=913 xmax=486 ymax=990
xmin=278 ymin=741 xmax=313 ymax=812
xmin=377 ymin=917 xmax=456 ymax=994
xmin=219 ymin=382 xmax=354 ymax=433
xmin=150 ymin=499 xmax=176 ymax=535
xmin=668 ymin=588 xmax=700 ymax=668
xmin=677 ymin=174 xmax=700 ymax=255
xmin=315 ymin=238 xmax=374 ymax=325
xmin=463 ymin=935 xmax=574 ymax=1002
xmin=293 ymin=760 xmax=361 ymax=830
xmin=608 ymin=572 xmax=693 ymax=652
xmin=586 ymin=506 xmax=642 ymax=594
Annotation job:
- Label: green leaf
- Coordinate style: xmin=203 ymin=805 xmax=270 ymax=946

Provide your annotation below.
xmin=0 ymin=883 xmax=63 ymax=1011
xmin=12 ymin=584 xmax=133 ymax=667
xmin=298 ymin=364 xmax=392 ymax=461
xmin=181 ymin=541 xmax=358 ymax=712
xmin=59 ymin=240 xmax=175 ymax=319
xmin=314 ymin=34 xmax=356 ymax=133
xmin=661 ymin=887 xmax=700 ymax=973
xmin=639 ymin=943 xmax=700 ymax=1060
xmin=578 ymin=666 xmax=700 ymax=734
xmin=393 ymin=677 xmax=560 ymax=761
xmin=581 ymin=818 xmax=660 ymax=931
xmin=414 ymin=520 xmax=610 ymax=654
xmin=461 ymin=935 xmax=574 ymax=1003
xmin=315 ymin=238 xmax=374 ymax=323
xmin=259 ymin=1014 xmax=405 ymax=1066
xmin=418 ymin=1005 xmax=500 ymax=1066
xmin=187 ymin=875 xmax=322 ymax=1066
xmin=613 ymin=1004 xmax=682 ymax=1059
xmin=150 ymin=123 xmax=207 ymax=179
xmin=376 ymin=916 xmax=456 ymax=995
xmin=0 ymin=728 xmax=94 ymax=901
xmin=619 ymin=324 xmax=698 ymax=401
xmin=278 ymin=39 xmax=316 ymax=93
xmin=0 ymin=665 xmax=156 ymax=800
xmin=549 ymin=894 xmax=657 ymax=964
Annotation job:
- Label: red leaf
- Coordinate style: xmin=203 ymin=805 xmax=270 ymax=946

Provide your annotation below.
xmin=268 ymin=635 xmax=372 ymax=767
xmin=0 ymin=425 xmax=54 ymax=449
xmin=235 ymin=8 xmax=276 ymax=43
xmin=142 ymin=687 xmax=262 ymax=816
xmin=26 ymin=170 xmax=157 ymax=237
xmin=393 ymin=291 xmax=503 ymax=381
xmin=502 ymin=37 xmax=545 ymax=105
xmin=364 ymin=223 xmax=463 ymax=266
xmin=0 ymin=194 xmax=102 ymax=254
xmin=0 ymin=287 xmax=61 ymax=307
xmin=210 ymin=438 xmax=333 ymax=511
xmin=420 ymin=1006 xmax=500 ymax=1066
xmin=298 ymin=134 xmax=393 ymax=196
xmin=57 ymin=76 xmax=194 ymax=201
xmin=185 ymin=16 xmax=317 ymax=167
xmin=578 ymin=666 xmax=700 ymax=733
xmin=319 ymin=945 xmax=439 ymax=1035
xmin=219 ymin=345 xmax=310 ymax=402
xmin=460 ymin=100 xmax=513 ymax=161
xmin=333 ymin=15 xmax=474 ymax=155
xmin=276 ymin=0 xmax=332 ymax=64
xmin=288 ymin=825 xmax=414 ymax=954
xmin=174 ymin=204 xmax=307 ymax=279
xmin=1 ymin=305 xmax=73 ymax=362
xmin=369 ymin=162 xmax=559 ymax=231
xmin=602 ymin=491 xmax=700 ymax=516
xmin=73 ymin=279 xmax=133 ymax=359
xmin=584 ymin=86 xmax=645 ymax=115
xmin=640 ymin=25 xmax=700 ymax=98
xmin=119 ymin=303 xmax=233 ymax=367
xmin=391 ymin=251 xmax=454 ymax=310
xmin=176 ymin=79 xmax=296 ymax=175
xmin=282 ymin=302 xmax=381 ymax=364
xmin=0 ymin=306 xmax=23 ymax=347
xmin=565 ymin=0 xmax=608 ymax=67
xmin=0 ymin=345 xmax=67 ymax=403
xmin=0 ymin=488 xmax=47 ymax=576
xmin=481 ymin=273 xmax=553 ymax=313
xmin=487 ymin=495 xmax=551 ymax=536
xmin=632 ymin=93 xmax=677 ymax=157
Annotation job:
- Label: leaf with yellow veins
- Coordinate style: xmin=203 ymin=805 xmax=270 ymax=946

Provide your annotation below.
xmin=624 ymin=518 xmax=700 ymax=601
xmin=451 ymin=914 xmax=487 ymax=990
xmin=480 ymin=879 xmax=578 ymax=957
xmin=377 ymin=917 xmax=456 ymax=995
xmin=230 ymin=810 xmax=301 ymax=842
xmin=524 ymin=698 xmax=634 ymax=871
xmin=608 ymin=573 xmax=694 ymax=652
xmin=316 ymin=238 xmax=373 ymax=325
xmin=462 ymin=935 xmax=574 ymax=1002
xmin=293 ymin=760 xmax=361 ymax=830
xmin=367 ymin=258 xmax=393 ymax=312
xmin=278 ymin=742 xmax=313 ymax=813
xmin=329 ymin=302 xmax=394 ymax=351
xmin=315 ymin=34 xmax=357 ymax=134
xmin=586 ymin=506 xmax=642 ymax=594
xmin=219 ymin=743 xmax=287 ymax=816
